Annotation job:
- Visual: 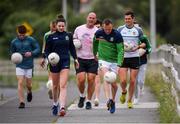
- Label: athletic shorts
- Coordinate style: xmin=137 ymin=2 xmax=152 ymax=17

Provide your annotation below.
xmin=75 ymin=58 xmax=98 ymax=74
xmin=120 ymin=57 xmax=140 ymax=69
xmin=98 ymin=60 xmax=118 ymax=73
xmin=16 ymin=67 xmax=33 ymax=78
xmin=50 ymin=58 xmax=70 ymax=73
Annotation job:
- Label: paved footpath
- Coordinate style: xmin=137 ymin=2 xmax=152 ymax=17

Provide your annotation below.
xmin=57 ymin=85 xmax=159 ymax=123
xmin=0 ymin=82 xmax=159 ymax=123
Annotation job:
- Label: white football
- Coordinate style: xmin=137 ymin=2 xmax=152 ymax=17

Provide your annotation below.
xmin=124 ymin=42 xmax=133 ymax=52
xmin=48 ymin=52 xmax=60 ymax=66
xmin=104 ymin=71 xmax=117 ymax=84
xmin=11 ymin=52 xmax=23 ymax=64
xmin=139 ymin=48 xmax=146 ymax=56
xmin=46 ymin=80 xmax=53 ymax=89
xmin=73 ymin=39 xmax=82 ymax=49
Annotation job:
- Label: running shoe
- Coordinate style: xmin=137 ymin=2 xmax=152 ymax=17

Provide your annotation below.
xmin=133 ymin=98 xmax=139 ymax=105
xmin=85 ymin=101 xmax=92 ymax=110
xmin=127 ymin=101 xmax=133 ymax=109
xmin=18 ymin=102 xmax=25 ymax=109
xmin=52 ymin=104 xmax=59 ymax=116
xmin=109 ymin=101 xmax=115 ymax=114
xmin=106 ymin=99 xmax=113 ymax=111
xmin=94 ymin=98 xmax=99 ymax=107
xmin=59 ymin=107 xmax=66 ymax=116
xmin=27 ymin=91 xmax=32 ymax=102
xmin=78 ymin=97 xmax=85 ymax=108
xmin=48 ymin=89 xmax=53 ymax=99
xmin=120 ymin=92 xmax=127 ymax=104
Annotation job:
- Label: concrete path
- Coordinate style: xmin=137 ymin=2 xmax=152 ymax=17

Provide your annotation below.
xmin=0 ymin=82 xmax=159 ymax=123
xmin=57 ymin=85 xmax=159 ymax=123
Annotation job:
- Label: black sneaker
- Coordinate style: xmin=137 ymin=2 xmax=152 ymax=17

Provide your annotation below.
xmin=18 ymin=102 xmax=25 ymax=109
xmin=85 ymin=101 xmax=92 ymax=110
xmin=110 ymin=101 xmax=115 ymax=114
xmin=107 ymin=99 xmax=113 ymax=111
xmin=27 ymin=92 xmax=32 ymax=102
xmin=78 ymin=97 xmax=85 ymax=108
xmin=48 ymin=89 xmax=53 ymax=99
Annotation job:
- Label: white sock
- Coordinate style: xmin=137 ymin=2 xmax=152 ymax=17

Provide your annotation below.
xmin=86 ymin=99 xmax=91 ymax=103
xmin=80 ymin=93 xmax=85 ymax=97
xmin=53 ymin=102 xmax=58 ymax=106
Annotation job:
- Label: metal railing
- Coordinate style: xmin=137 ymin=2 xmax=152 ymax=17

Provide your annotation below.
xmin=149 ymin=44 xmax=180 ymax=115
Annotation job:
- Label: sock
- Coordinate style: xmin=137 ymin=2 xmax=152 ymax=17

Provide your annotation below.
xmin=80 ymin=93 xmax=85 ymax=98
xmin=53 ymin=102 xmax=58 ymax=106
xmin=86 ymin=99 xmax=91 ymax=103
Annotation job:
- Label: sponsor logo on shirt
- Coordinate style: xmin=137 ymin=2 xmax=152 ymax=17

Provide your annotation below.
xmin=53 ymin=37 xmax=58 ymax=40
xmin=99 ymin=36 xmax=104 ymax=39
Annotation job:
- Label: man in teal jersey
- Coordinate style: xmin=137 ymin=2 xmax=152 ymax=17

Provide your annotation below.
xmin=93 ymin=19 xmax=124 ymax=113
xmin=10 ymin=25 xmax=40 ymax=108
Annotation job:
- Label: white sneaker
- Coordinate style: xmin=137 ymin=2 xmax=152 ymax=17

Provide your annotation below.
xmin=133 ymin=98 xmax=139 ymax=105
xmin=139 ymin=88 xmax=144 ymax=96
xmin=94 ymin=98 xmax=99 ymax=106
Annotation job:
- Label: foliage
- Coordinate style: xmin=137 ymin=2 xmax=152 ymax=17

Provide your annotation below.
xmin=0 ymin=0 xmax=180 ymax=59
xmin=146 ymin=64 xmax=180 ymax=123
xmin=92 ymin=0 xmax=124 ymax=21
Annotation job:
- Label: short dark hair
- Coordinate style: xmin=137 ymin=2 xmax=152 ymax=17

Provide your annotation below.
xmin=95 ymin=19 xmax=102 ymax=26
xmin=17 ymin=25 xmax=27 ymax=34
xmin=103 ymin=19 xmax=113 ymax=25
xmin=125 ymin=10 xmax=134 ymax=18
xmin=50 ymin=20 xmax=56 ymax=25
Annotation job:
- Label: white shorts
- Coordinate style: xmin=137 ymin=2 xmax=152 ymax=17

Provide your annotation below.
xmin=16 ymin=67 xmax=33 ymax=78
xmin=98 ymin=60 xmax=118 ymax=73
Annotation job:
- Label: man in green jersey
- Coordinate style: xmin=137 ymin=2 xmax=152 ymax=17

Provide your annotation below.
xmin=93 ymin=19 xmax=124 ymax=113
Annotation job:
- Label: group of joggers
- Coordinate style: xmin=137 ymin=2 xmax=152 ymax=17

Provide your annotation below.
xmin=10 ymin=10 xmax=151 ymax=116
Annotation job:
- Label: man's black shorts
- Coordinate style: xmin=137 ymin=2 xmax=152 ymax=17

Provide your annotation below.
xmin=120 ymin=57 xmax=140 ymax=69
xmin=75 ymin=58 xmax=98 ymax=74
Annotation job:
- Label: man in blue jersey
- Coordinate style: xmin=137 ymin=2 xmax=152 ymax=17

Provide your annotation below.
xmin=10 ymin=25 xmax=40 ymax=108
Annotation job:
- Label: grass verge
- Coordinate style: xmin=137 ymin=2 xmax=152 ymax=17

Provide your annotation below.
xmin=146 ymin=64 xmax=180 ymax=123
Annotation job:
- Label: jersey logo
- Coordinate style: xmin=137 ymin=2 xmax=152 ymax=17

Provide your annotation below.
xmin=133 ymin=31 xmax=136 ymax=35
xmin=110 ymin=37 xmax=114 ymax=42
xmin=53 ymin=37 xmax=58 ymax=40
xmin=65 ymin=36 xmax=69 ymax=40
xmin=99 ymin=36 xmax=104 ymax=39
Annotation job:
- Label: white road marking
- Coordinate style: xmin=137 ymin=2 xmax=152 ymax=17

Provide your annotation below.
xmin=68 ymin=102 xmax=159 ymax=110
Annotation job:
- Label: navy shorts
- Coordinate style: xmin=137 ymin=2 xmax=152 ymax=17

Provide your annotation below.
xmin=50 ymin=58 xmax=70 ymax=73
xmin=75 ymin=58 xmax=98 ymax=74
xmin=120 ymin=57 xmax=140 ymax=69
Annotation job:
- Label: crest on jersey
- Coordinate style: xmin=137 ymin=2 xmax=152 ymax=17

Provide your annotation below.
xmin=65 ymin=35 xmax=69 ymax=40
xmin=110 ymin=37 xmax=114 ymax=42
xmin=133 ymin=31 xmax=136 ymax=35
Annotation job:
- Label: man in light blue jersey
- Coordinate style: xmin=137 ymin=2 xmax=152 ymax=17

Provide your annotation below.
xmin=117 ymin=10 xmax=146 ymax=108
